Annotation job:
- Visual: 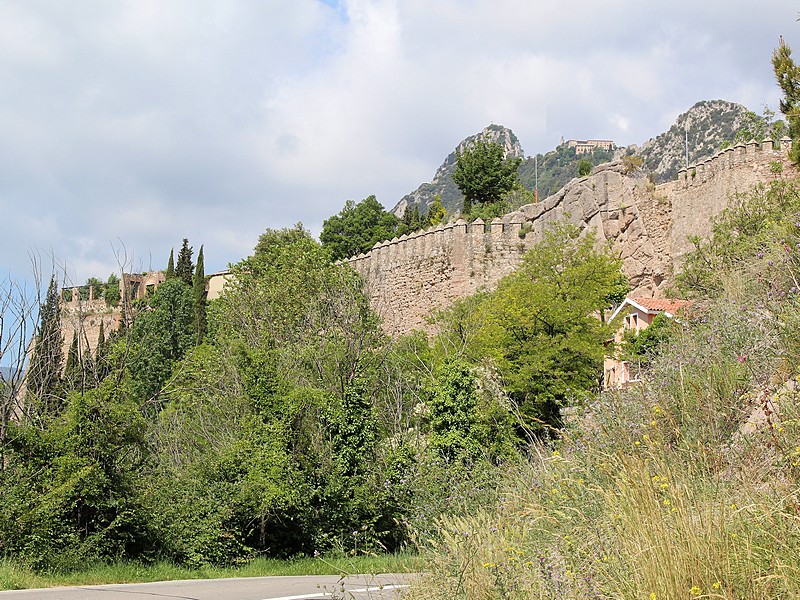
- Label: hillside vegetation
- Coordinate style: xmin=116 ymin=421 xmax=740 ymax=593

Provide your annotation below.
xmin=406 ymin=179 xmax=800 ymax=599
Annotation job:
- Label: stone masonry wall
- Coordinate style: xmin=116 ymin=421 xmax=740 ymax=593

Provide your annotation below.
xmin=347 ymin=216 xmax=537 ymax=335
xmin=346 ymin=139 xmax=798 ymax=335
xmin=667 ymin=139 xmax=794 ymax=264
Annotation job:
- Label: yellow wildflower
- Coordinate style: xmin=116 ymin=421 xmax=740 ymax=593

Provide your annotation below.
xmin=690 ymin=585 xmax=702 ymax=596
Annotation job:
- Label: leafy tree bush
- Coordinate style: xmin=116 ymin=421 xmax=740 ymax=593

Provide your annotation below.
xmin=427 ymin=196 xmax=447 ymax=226
xmin=621 ymin=313 xmax=677 ymax=371
xmin=452 ymin=140 xmax=521 ymax=215
xmin=126 ymin=278 xmax=196 ymax=407
xmin=321 ymin=196 xmax=404 ymax=261
xmin=475 ymin=224 xmax=627 ymax=437
xmin=426 ymin=360 xmax=483 ymax=463
xmin=0 ymin=381 xmax=152 ymax=570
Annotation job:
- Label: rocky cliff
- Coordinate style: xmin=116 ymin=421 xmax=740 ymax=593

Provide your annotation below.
xmin=634 ymin=99 xmax=750 ymax=182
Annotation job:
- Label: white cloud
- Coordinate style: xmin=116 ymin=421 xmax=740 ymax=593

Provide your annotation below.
xmin=0 ymin=0 xmax=794 ymax=283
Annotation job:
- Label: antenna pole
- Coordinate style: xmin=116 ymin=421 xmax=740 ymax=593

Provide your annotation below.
xmin=685 ymin=129 xmax=689 ymax=169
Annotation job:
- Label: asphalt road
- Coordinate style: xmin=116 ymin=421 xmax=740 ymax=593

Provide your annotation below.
xmin=0 ymin=574 xmax=416 ymax=600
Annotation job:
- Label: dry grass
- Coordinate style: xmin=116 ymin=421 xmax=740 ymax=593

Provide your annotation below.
xmin=408 ymin=362 xmax=800 ymax=599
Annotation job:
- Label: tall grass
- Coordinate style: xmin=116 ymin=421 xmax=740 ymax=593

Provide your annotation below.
xmin=408 ymin=299 xmax=800 ymax=599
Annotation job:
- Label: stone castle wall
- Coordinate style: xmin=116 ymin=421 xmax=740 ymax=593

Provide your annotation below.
xmin=347 ymin=217 xmax=538 ymax=334
xmin=666 ymin=138 xmax=793 ymax=263
xmin=57 ymin=271 xmax=165 ymax=366
xmin=346 ymin=139 xmax=797 ymax=335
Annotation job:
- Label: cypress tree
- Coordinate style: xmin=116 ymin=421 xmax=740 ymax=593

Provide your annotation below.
xmin=166 ymin=249 xmax=175 ymax=280
xmin=773 ymin=37 xmax=800 ymax=164
xmin=26 ymin=276 xmax=64 ymax=418
xmin=96 ymin=321 xmax=110 ymax=381
xmin=193 ymin=245 xmax=207 ymax=344
xmin=63 ymin=330 xmax=80 ymax=393
xmin=175 ymin=239 xmax=193 ymax=286
xmin=410 ymin=205 xmax=421 ymax=231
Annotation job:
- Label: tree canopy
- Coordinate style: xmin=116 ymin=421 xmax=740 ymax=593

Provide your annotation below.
xmin=320 ymin=196 xmax=403 ymax=261
xmin=452 ymin=140 xmax=521 ymax=214
xmin=472 ymin=224 xmax=626 ymax=436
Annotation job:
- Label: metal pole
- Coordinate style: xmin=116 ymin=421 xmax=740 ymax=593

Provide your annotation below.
xmin=685 ymin=129 xmax=689 ymax=169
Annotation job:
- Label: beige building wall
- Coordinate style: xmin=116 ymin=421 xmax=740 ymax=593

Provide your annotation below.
xmin=206 ymin=270 xmax=233 ymax=301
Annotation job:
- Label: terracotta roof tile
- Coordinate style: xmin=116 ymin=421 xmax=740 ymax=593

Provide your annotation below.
xmin=631 ymin=297 xmax=692 ymax=313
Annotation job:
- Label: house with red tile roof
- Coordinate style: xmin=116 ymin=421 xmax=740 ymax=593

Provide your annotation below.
xmin=604 ymin=296 xmax=692 ymax=389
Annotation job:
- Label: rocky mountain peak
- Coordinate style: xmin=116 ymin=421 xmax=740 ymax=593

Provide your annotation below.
xmin=634 ymin=100 xmax=750 ymax=182
xmin=393 ymin=124 xmax=524 ymax=217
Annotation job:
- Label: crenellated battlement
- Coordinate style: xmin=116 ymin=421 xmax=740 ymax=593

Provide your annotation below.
xmin=344 ymin=214 xmax=537 ymax=334
xmin=669 ymin=137 xmax=792 ymax=190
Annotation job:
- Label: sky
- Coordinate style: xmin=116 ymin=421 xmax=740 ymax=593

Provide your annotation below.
xmin=0 ymin=0 xmax=797 ymax=285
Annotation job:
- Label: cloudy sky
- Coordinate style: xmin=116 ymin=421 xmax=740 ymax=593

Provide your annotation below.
xmin=1 ymin=0 xmax=797 ymax=284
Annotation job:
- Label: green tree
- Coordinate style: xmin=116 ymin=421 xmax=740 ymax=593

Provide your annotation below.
xmin=213 ymin=226 xmax=394 ymax=554
xmin=427 ymin=196 xmax=447 ymax=226
xmin=452 ymin=140 xmax=521 ymax=215
xmin=478 ymin=224 xmax=627 ymax=437
xmin=26 ymin=276 xmax=64 ymax=419
xmin=166 ymin=249 xmax=175 ymax=280
xmin=578 ymin=159 xmax=593 ymax=177
xmin=62 ymin=331 xmax=81 ymax=394
xmin=104 ymin=274 xmax=121 ymax=307
xmin=193 ymin=245 xmax=207 ymax=345
xmin=773 ymin=37 xmax=800 ymax=163
xmin=402 ymin=204 xmax=422 ymax=232
xmin=320 ymin=196 xmax=403 ymax=261
xmin=622 ymin=312 xmax=676 ymax=366
xmin=0 ymin=380 xmax=151 ymax=569
xmin=175 ymin=239 xmax=193 ymax=286
xmin=622 ymin=154 xmax=644 ymax=174
xmin=427 ymin=360 xmax=483 ymax=463
xmin=126 ymin=278 xmax=196 ymax=407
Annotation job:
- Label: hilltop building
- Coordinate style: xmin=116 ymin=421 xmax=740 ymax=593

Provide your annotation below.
xmin=563 ymin=139 xmax=615 ymax=154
